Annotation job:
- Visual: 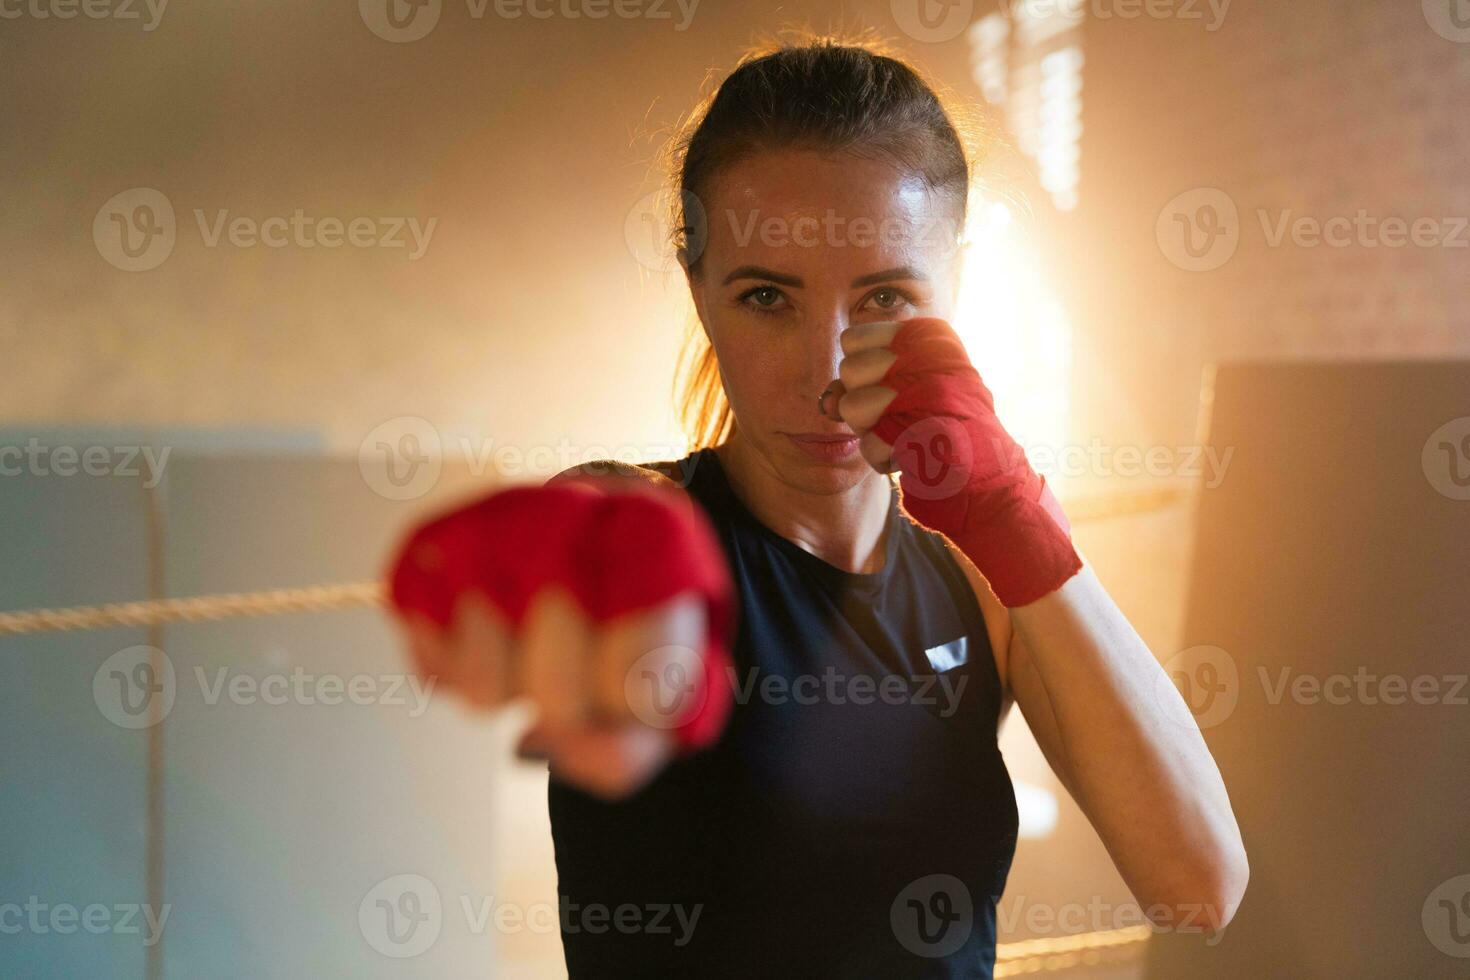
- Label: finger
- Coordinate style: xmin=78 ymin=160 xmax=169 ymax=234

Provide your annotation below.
xmin=519 ymin=585 xmax=593 ymax=729
xmin=442 ymin=590 xmax=515 ymax=708
xmin=837 ymin=383 xmax=899 ymax=433
xmin=860 ymin=430 xmax=897 ymax=474
xmin=592 ymin=590 xmax=707 ymax=729
xmin=837 ymin=347 xmax=897 ymax=394
xmin=541 ymin=724 xmax=676 ymax=800
xmin=840 ymin=320 xmax=902 ymax=356
xmin=398 ymin=612 xmax=448 ymax=682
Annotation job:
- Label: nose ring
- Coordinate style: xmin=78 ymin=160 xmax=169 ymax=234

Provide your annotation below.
xmin=818 ymin=379 xmax=845 ymax=420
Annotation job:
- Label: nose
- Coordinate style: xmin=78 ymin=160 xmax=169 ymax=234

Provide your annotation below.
xmin=805 ymin=310 xmax=848 ymax=418
xmin=817 ymin=379 xmax=846 ymax=422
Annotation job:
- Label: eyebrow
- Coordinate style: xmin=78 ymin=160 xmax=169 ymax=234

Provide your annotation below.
xmin=720 ymin=265 xmax=930 ymax=288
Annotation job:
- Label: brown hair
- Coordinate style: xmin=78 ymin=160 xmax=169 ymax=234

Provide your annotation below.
xmin=664 ymin=29 xmax=990 ymax=449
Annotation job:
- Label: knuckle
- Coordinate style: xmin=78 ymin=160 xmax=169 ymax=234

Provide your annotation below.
xmin=520 ymin=586 xmax=592 ymax=724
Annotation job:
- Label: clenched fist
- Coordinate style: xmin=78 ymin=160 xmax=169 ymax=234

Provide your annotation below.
xmin=384 ymin=478 xmax=735 ymax=798
xmin=825 ymin=316 xmax=1082 ymax=607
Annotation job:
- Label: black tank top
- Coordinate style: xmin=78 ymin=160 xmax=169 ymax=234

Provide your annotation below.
xmin=548 ymin=446 xmax=1018 ymax=978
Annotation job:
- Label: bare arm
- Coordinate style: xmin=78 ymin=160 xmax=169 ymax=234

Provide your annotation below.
xmin=946 ymin=539 xmax=1248 ymax=934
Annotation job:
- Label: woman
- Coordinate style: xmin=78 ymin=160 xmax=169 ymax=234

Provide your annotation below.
xmin=389 ymin=34 xmax=1248 ymax=979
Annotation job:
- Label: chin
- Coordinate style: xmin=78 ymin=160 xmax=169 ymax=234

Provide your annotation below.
xmin=777 ymin=450 xmax=870 ymax=493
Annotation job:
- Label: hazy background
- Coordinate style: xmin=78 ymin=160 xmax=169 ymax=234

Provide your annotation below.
xmin=3 ymin=0 xmax=1467 ymax=976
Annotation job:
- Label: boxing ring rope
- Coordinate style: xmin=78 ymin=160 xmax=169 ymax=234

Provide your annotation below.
xmin=0 ymin=483 xmax=1192 ymax=638
xmin=0 ymin=582 xmax=385 ymax=637
xmin=3 ymin=481 xmax=1187 ymax=974
xmin=995 ymin=925 xmax=1153 ymax=974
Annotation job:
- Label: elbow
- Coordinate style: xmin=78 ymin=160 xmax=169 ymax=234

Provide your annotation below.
xmin=1141 ymin=837 xmax=1250 ymax=937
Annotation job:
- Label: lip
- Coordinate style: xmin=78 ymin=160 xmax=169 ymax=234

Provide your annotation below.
xmin=786 ymin=432 xmax=860 ymax=462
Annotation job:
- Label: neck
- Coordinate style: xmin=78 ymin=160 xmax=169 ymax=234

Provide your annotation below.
xmin=713 ymin=427 xmax=893 ymax=575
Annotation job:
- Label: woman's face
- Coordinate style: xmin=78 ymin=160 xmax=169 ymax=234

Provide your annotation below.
xmin=686 ymin=148 xmax=963 ymax=495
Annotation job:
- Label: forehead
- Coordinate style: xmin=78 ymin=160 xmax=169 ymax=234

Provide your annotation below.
xmin=695 ymin=148 xmax=958 ymax=276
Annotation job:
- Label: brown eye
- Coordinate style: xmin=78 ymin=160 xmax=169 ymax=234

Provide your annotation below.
xmin=739 ymin=285 xmax=786 ymax=313
xmin=867 ymin=287 xmax=912 ymax=311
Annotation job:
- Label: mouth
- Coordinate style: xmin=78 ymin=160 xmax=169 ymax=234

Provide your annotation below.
xmin=785 ymin=432 xmax=860 ymax=463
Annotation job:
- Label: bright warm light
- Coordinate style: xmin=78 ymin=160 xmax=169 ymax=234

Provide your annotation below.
xmin=1014 ymin=779 xmax=1061 ymax=838
xmin=950 ymin=196 xmax=1074 ymax=482
xmin=969 ymin=7 xmax=1086 ymax=214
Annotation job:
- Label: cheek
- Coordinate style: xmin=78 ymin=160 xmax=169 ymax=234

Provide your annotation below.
xmin=709 ymin=324 xmax=800 ymax=412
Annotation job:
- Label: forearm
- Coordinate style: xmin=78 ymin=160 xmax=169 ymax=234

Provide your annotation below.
xmin=1009 ymin=560 xmax=1248 ymax=930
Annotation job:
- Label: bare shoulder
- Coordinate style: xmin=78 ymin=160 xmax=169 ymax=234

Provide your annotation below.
xmin=938 ymin=535 xmax=1015 ymax=696
xmin=545 ymin=458 xmax=688 ymax=492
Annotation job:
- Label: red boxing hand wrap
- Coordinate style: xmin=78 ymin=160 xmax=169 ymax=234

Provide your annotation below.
xmin=386 ymin=480 xmax=735 ymax=751
xmin=869 ymin=317 xmax=1083 ymax=607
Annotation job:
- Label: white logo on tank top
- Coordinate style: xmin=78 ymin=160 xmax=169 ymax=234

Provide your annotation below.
xmin=924 ymin=636 xmax=968 ymax=673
